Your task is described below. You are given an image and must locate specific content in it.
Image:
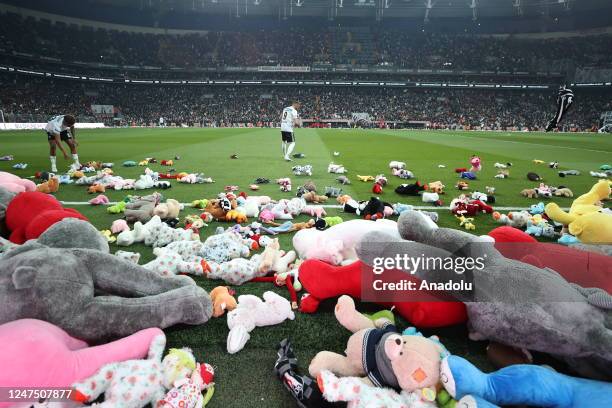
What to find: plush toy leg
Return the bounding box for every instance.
[65,286,211,341]
[334,295,375,333]
[457,395,500,408]
[309,351,363,378]
[72,328,163,379]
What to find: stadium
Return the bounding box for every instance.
[0,0,611,407]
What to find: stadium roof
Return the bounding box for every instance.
[5,0,612,31]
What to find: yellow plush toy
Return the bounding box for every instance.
[545,180,611,243]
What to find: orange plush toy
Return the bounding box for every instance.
[87,184,106,194]
[210,286,237,317]
[36,177,59,194]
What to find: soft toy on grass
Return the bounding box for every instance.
[158,362,215,408]
[0,319,163,408]
[153,198,181,219]
[87,183,105,194]
[3,188,88,244]
[144,247,207,276]
[73,335,196,408]
[318,370,436,408]
[357,210,612,379]
[309,295,449,396]
[89,194,109,205]
[492,211,530,228]
[226,291,295,354]
[125,193,162,223]
[298,259,467,328]
[0,171,36,193]
[37,176,59,194]
[292,218,401,265]
[328,163,347,174]
[440,355,612,408]
[389,161,406,169]
[545,180,612,244]
[144,216,199,248]
[392,168,414,179]
[469,155,482,172]
[210,286,237,317]
[0,218,212,341]
[357,175,374,182]
[302,191,328,203]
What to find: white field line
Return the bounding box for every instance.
[60,201,569,212]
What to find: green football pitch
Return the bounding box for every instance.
[1,128,610,407]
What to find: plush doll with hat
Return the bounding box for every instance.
[73,335,197,407]
[356,210,612,379]
[309,295,450,398]
[0,319,163,408]
[0,218,212,342]
[545,180,612,244]
[440,355,612,408]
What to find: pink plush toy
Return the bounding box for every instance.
[0,171,36,193]
[292,219,401,265]
[0,319,162,408]
[259,208,275,223]
[89,194,110,205]
[301,205,326,218]
[469,155,482,172]
[111,219,130,234]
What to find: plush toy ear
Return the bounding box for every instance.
[12,266,37,289]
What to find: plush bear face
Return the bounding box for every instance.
[386,335,442,392]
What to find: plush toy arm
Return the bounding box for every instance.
[148,333,167,361]
[227,325,250,354]
[72,362,119,402]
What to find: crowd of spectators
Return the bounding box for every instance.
[0,12,611,72]
[1,74,608,131]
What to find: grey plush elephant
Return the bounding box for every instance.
[356,210,612,380]
[0,187,16,238]
[0,218,212,342]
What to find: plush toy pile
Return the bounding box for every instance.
[1,149,610,408]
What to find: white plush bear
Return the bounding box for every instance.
[226,291,295,354]
[388,160,406,170]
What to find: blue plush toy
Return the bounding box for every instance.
[460,171,477,180]
[392,203,414,215]
[440,355,612,408]
[557,233,580,245]
[530,202,545,215]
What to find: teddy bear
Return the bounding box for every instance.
[388,161,406,170]
[455,181,469,190]
[520,188,538,199]
[395,181,426,196]
[203,199,229,221]
[210,286,237,317]
[440,355,612,408]
[226,291,295,354]
[125,193,162,223]
[87,183,105,194]
[392,168,414,179]
[0,218,212,341]
[0,171,36,193]
[308,295,449,396]
[302,191,328,203]
[336,175,351,185]
[236,196,260,218]
[152,198,181,220]
[225,209,248,224]
[492,211,530,229]
[356,210,612,379]
[324,186,342,198]
[2,188,88,244]
[73,335,197,408]
[535,183,553,198]
[426,181,445,194]
[292,218,401,265]
[327,163,347,174]
[292,164,313,176]
[36,176,59,194]
[545,180,612,244]
[554,187,574,197]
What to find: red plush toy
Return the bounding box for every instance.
[5,191,88,244]
[298,259,467,328]
[372,182,383,194]
[489,226,612,293]
[450,196,493,216]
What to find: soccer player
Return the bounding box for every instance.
[281,101,301,161]
[546,85,574,132]
[46,114,80,172]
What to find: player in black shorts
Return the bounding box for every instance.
[45,114,80,172]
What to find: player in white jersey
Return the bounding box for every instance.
[280,101,301,161]
[45,114,80,172]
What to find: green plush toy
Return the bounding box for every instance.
[363,308,396,326]
[192,199,209,209]
[107,201,126,214]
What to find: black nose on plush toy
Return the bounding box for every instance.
[395,338,401,345]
